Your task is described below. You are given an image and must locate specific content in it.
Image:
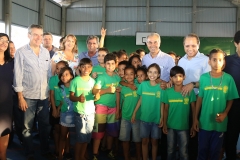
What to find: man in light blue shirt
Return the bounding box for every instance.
[79,35,99,66]
[178,33,211,95]
[13,24,54,160]
[178,33,210,160]
[79,28,106,66]
[142,33,175,82]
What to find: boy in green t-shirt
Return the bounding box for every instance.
[69,58,100,160]
[92,53,121,160]
[162,66,196,160]
[119,65,141,160]
[91,47,108,79]
[193,49,239,160]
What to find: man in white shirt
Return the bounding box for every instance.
[178,33,211,160]
[142,33,175,82]
[14,24,54,160]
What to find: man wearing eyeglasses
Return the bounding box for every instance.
[13,24,55,160]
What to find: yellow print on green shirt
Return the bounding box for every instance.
[142,92,155,96]
[184,97,189,104]
[133,91,137,97]
[169,99,183,103]
[77,88,92,91]
[223,86,228,93]
[124,93,133,97]
[156,91,161,98]
[204,86,223,90]
[106,82,119,87]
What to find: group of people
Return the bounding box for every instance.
[0,23,240,160]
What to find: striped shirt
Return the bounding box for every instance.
[13,44,50,99]
[142,50,175,82]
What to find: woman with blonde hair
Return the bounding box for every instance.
[51,34,79,75]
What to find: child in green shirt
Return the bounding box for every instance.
[119,61,137,90]
[92,53,121,160]
[194,49,239,160]
[119,65,141,160]
[69,58,99,160]
[131,63,164,160]
[91,47,108,79]
[49,60,68,155]
[136,66,148,84]
[162,66,196,160]
[56,67,74,160]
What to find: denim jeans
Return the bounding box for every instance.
[119,119,141,142]
[22,98,51,156]
[75,113,94,143]
[167,129,189,160]
[140,121,161,139]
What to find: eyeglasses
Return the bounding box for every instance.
[0,38,9,44]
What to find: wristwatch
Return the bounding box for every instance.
[192,82,196,88]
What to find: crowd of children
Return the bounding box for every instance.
[47,45,240,160]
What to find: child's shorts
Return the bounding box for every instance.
[140,121,161,139]
[119,119,141,142]
[75,113,94,143]
[92,104,119,139]
[60,111,75,127]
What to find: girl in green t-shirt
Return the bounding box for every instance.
[119,65,141,160]
[57,67,74,160]
[132,63,164,160]
[136,66,148,84]
[49,60,68,156]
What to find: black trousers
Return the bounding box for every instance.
[225,99,240,160]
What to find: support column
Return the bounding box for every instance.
[102,0,106,28]
[146,0,150,31]
[237,7,240,31]
[192,0,197,33]
[61,6,66,36]
[4,0,12,36]
[39,0,46,28]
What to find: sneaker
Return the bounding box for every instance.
[92,155,98,160]
[108,150,116,160]
[64,152,73,160]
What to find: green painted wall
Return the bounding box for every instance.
[76,36,236,56]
